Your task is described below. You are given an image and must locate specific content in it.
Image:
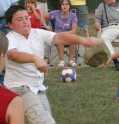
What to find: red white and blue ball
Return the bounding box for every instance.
[60,67,76,83]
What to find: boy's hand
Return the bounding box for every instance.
[34,56,48,74]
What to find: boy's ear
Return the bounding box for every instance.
[7,22,12,29]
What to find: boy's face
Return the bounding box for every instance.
[8,10,31,38]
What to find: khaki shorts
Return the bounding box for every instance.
[11,86,56,124]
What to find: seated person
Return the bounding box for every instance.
[25,0,50,30]
[44,0,78,67]
[0,31,24,124]
[94,0,119,71]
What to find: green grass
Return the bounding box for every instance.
[44,67,119,124]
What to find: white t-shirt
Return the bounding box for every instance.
[4,28,56,91]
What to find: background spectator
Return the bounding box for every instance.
[44,0,78,67]
[71,0,89,37]
[94,0,119,71]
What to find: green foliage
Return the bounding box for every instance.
[48,0,60,10]
[19,0,24,6]
[44,67,119,124]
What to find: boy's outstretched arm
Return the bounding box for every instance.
[52,32,103,47]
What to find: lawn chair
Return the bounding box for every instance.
[47,9,80,67]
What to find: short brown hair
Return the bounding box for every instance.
[25,0,37,7]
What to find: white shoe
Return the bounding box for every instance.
[58,61,65,68]
[68,60,77,67]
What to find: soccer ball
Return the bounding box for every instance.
[60,67,76,83]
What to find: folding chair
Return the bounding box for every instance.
[47,9,80,67]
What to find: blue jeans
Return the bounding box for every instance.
[0,17,10,34]
[0,17,10,84]
[0,68,5,85]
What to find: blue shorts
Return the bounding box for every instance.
[78,24,88,29]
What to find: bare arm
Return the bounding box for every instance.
[44,13,51,20]
[31,5,41,20]
[52,32,103,47]
[6,96,24,124]
[111,50,119,59]
[41,15,51,30]
[7,49,48,73]
[103,50,119,68]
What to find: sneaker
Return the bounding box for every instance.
[58,61,65,68]
[68,60,77,67]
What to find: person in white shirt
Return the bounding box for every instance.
[4,5,103,124]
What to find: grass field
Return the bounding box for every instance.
[45,67,119,124]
